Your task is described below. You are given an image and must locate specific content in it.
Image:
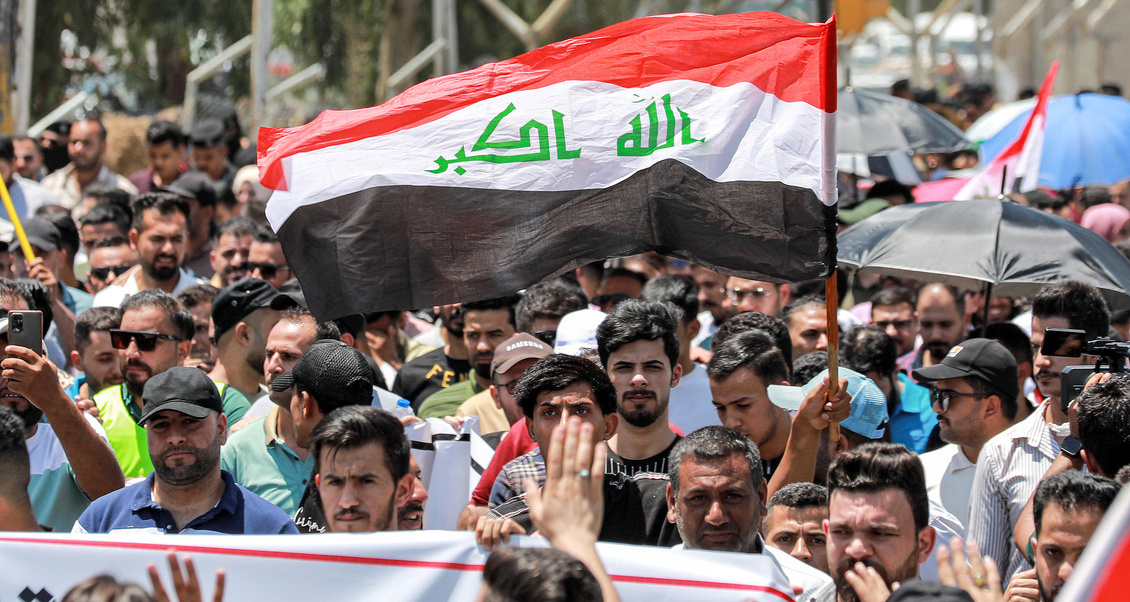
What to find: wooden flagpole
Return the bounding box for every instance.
[826,273,840,442]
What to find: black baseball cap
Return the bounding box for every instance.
[138,366,223,424]
[270,339,373,408]
[913,338,1019,402]
[212,277,299,340]
[10,218,61,254]
[190,118,226,148]
[161,171,217,207]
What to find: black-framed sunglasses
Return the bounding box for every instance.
[929,388,991,413]
[109,329,183,351]
[89,264,135,281]
[533,330,557,347]
[240,261,289,280]
[592,293,629,311]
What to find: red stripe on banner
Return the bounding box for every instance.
[257,12,835,191]
[1,536,794,597]
[612,574,795,600]
[0,536,485,572]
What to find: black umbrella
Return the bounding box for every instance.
[838,200,1130,311]
[837,88,972,155]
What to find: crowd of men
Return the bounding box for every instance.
[0,112,1127,602]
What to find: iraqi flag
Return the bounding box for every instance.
[954,61,1059,200]
[1058,484,1130,601]
[258,12,838,320]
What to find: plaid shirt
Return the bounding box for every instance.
[488,450,545,509]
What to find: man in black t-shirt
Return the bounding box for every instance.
[392,304,470,408]
[486,353,680,547]
[595,300,684,477]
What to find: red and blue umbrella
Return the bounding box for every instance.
[980,93,1130,189]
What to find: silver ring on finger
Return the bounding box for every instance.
[575,469,591,479]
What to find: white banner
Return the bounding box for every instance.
[408,417,494,530]
[0,531,796,601]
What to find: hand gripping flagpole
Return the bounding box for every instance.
[826,274,840,442]
[0,178,36,262]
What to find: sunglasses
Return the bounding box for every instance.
[726,286,773,304]
[109,329,183,351]
[873,319,917,332]
[929,388,991,413]
[533,330,556,347]
[89,264,135,281]
[241,261,289,280]
[592,293,629,310]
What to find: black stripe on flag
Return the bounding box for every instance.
[278,159,833,320]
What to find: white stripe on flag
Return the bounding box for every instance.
[269,79,830,229]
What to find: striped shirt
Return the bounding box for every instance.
[966,402,1065,577]
[489,450,545,509]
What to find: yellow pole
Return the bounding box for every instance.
[0,177,36,262]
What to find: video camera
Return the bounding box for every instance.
[1041,328,1130,412]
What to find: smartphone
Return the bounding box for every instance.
[1041,328,1088,358]
[7,310,43,355]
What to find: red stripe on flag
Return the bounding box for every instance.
[1087,529,1130,600]
[989,61,1059,163]
[257,12,834,191]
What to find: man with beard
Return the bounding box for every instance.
[394,303,471,408]
[968,281,1108,578]
[596,299,682,476]
[708,329,793,477]
[41,116,137,210]
[486,353,679,547]
[207,217,256,288]
[207,278,297,401]
[902,284,967,383]
[66,307,124,400]
[839,326,935,453]
[724,277,791,319]
[0,281,124,531]
[93,193,204,309]
[398,455,428,530]
[825,443,937,602]
[1030,471,1118,601]
[666,426,834,600]
[75,367,296,534]
[221,307,340,517]
[418,296,519,419]
[176,284,218,372]
[870,287,920,359]
[913,338,1018,528]
[94,290,250,478]
[307,405,413,533]
[783,296,830,362]
[275,341,389,532]
[690,265,729,348]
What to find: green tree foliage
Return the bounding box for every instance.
[31,0,252,116]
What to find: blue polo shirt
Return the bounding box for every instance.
[890,372,938,454]
[73,470,298,534]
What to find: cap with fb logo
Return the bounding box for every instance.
[138,366,224,425]
[913,338,1019,402]
[491,333,553,375]
[766,368,889,439]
